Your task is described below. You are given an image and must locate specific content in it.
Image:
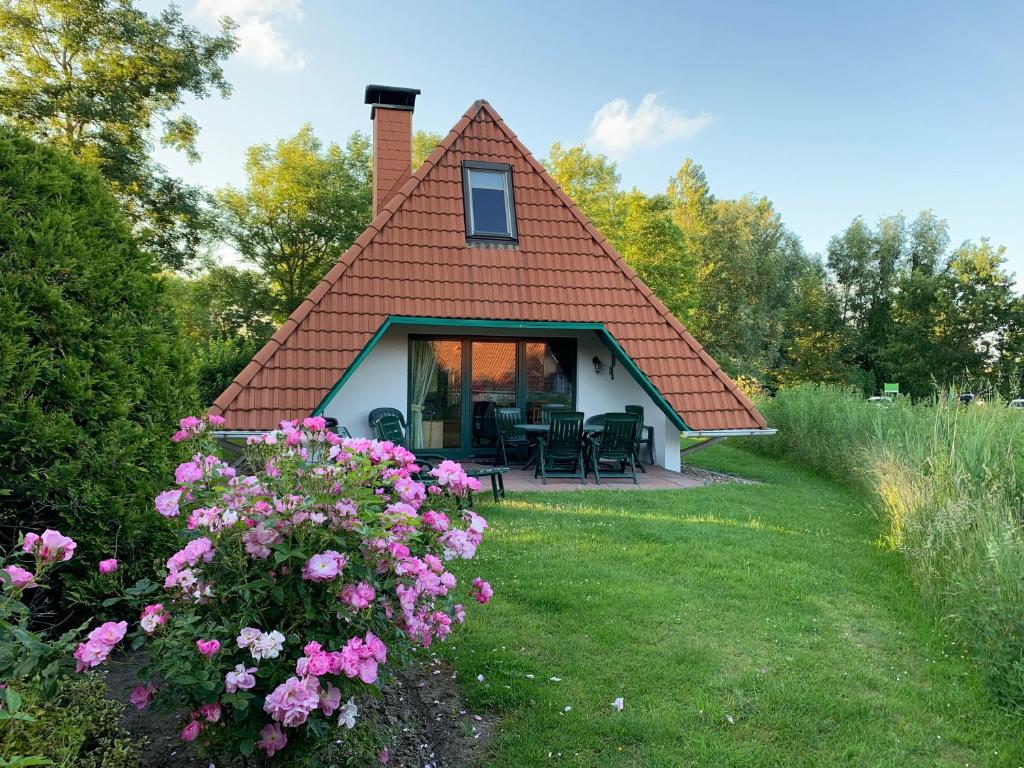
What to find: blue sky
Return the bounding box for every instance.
[150,0,1024,274]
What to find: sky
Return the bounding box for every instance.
[148,0,1024,274]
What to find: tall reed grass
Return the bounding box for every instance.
[745,384,1024,707]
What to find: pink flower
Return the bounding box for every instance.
[257,722,288,757]
[263,675,321,727]
[98,558,118,574]
[421,509,449,532]
[339,582,376,611]
[378,747,390,763]
[471,577,493,605]
[129,684,155,710]
[180,719,201,742]
[301,550,346,581]
[74,639,111,672]
[155,488,182,517]
[302,416,327,431]
[175,460,203,485]
[208,414,226,426]
[319,684,341,716]
[88,620,128,647]
[454,603,466,623]
[140,603,167,633]
[200,701,221,723]
[225,663,257,693]
[196,638,220,657]
[23,529,76,563]
[3,565,35,590]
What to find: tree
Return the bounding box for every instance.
[0,128,194,609]
[775,263,858,388]
[164,262,277,406]
[0,0,237,269]
[413,130,442,168]
[216,125,372,318]
[545,142,625,245]
[617,189,695,320]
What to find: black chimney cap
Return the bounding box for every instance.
[364,84,420,117]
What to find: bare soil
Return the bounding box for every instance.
[104,652,495,767]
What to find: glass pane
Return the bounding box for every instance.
[470,341,518,450]
[409,339,462,450]
[469,169,510,236]
[524,339,575,423]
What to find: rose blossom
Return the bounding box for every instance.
[257,722,288,757]
[140,603,167,633]
[196,638,220,657]
[23,529,76,563]
[3,565,35,590]
[225,663,257,693]
[180,719,201,742]
[155,488,182,517]
[472,577,493,605]
[200,701,221,723]
[339,582,376,611]
[301,550,346,581]
[89,620,128,647]
[129,684,155,710]
[98,558,118,574]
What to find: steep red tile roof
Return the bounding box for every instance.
[211,101,767,432]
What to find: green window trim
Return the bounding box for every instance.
[311,316,689,432]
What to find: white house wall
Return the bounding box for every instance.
[320,324,681,471]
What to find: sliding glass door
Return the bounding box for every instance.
[408,336,576,455]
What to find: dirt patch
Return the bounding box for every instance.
[105,651,495,767]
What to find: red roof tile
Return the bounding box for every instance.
[211,101,766,432]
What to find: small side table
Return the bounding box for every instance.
[462,464,508,503]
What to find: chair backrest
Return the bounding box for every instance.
[546,411,583,452]
[374,414,405,446]
[584,414,606,427]
[324,417,351,438]
[624,405,644,424]
[540,403,568,424]
[368,407,407,430]
[495,407,524,439]
[596,413,635,457]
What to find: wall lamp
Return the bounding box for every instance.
[592,356,603,375]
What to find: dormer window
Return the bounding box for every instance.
[462,161,517,243]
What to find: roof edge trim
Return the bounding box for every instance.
[310,316,689,431]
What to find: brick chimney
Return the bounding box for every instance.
[365,84,420,216]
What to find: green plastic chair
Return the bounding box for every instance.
[540,403,568,424]
[588,413,638,484]
[624,405,649,473]
[534,411,585,484]
[374,414,405,446]
[495,407,531,467]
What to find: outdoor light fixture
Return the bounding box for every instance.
[592,356,603,375]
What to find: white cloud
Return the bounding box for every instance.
[194,0,307,71]
[587,94,712,156]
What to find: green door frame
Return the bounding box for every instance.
[312,317,689,432]
[407,334,579,456]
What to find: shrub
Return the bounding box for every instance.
[0,128,195,611]
[82,415,493,763]
[2,673,140,768]
[1,526,137,767]
[746,384,1024,707]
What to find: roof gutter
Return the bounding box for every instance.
[682,429,778,438]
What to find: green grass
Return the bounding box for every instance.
[442,445,1024,767]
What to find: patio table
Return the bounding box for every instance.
[514,423,605,470]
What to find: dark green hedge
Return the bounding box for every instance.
[0,128,195,612]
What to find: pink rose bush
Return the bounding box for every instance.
[60,415,493,763]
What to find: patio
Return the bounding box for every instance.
[462,460,740,495]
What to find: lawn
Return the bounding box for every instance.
[443,445,1024,767]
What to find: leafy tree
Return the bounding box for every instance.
[545,142,625,245]
[0,0,237,269]
[164,263,277,406]
[617,189,695,320]
[0,128,194,610]
[775,263,859,388]
[216,125,372,318]
[413,130,442,168]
